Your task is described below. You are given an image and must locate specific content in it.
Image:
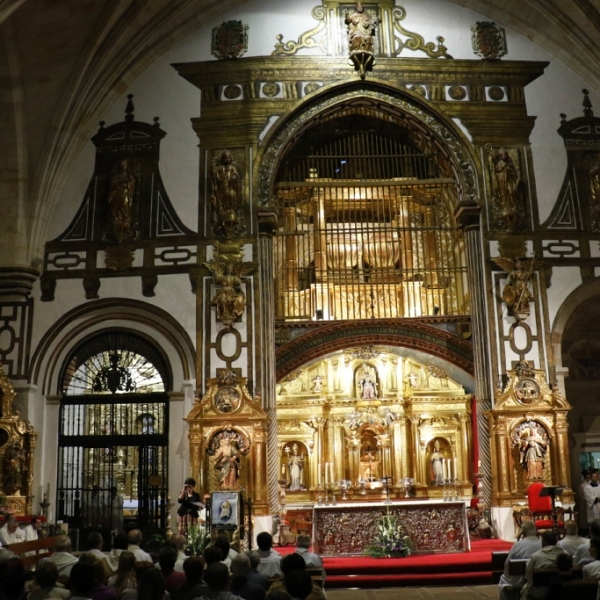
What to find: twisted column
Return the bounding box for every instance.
[455,202,493,506]
[258,211,279,513]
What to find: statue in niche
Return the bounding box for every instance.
[356,363,378,399]
[204,260,252,328]
[487,146,523,232]
[491,256,538,319]
[512,421,548,481]
[211,150,242,237]
[311,375,324,393]
[108,159,137,243]
[3,440,26,493]
[345,2,379,53]
[430,440,446,485]
[286,443,305,491]
[208,429,249,490]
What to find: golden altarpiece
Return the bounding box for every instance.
[488,361,573,508]
[0,364,37,515]
[175,0,558,518]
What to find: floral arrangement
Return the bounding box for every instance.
[365,510,413,558]
[186,522,212,556]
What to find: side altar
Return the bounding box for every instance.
[313,500,470,556]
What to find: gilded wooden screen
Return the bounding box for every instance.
[273,114,468,321]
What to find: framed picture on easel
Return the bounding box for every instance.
[210,491,240,530]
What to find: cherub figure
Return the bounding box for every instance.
[491,255,540,319]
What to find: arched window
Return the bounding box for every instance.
[56,331,170,538]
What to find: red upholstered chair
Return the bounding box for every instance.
[527,482,565,533]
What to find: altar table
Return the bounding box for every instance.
[313,500,470,556]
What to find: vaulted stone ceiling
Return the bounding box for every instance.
[0,0,599,267]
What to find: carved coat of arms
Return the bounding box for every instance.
[212,21,249,60]
[471,22,507,60]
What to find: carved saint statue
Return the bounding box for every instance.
[287,443,305,491]
[430,439,445,485]
[518,428,548,480]
[487,146,523,231]
[108,159,136,243]
[213,435,241,489]
[491,256,538,319]
[212,150,242,235]
[204,260,251,328]
[4,440,26,493]
[356,363,378,399]
[345,2,379,53]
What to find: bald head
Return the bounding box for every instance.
[521,521,537,538]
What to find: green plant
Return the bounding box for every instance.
[186,523,211,556]
[365,509,413,558]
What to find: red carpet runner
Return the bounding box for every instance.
[297,539,513,588]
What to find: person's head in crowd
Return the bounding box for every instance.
[170,534,185,553]
[0,558,26,600]
[34,560,59,589]
[137,567,165,600]
[590,537,600,561]
[158,546,178,573]
[556,552,573,573]
[55,535,72,552]
[214,534,231,559]
[113,532,129,550]
[30,517,43,531]
[77,553,106,587]
[4,515,18,533]
[257,532,274,551]
[245,550,261,571]
[204,562,230,592]
[296,535,312,550]
[590,520,600,538]
[113,551,137,593]
[203,545,224,566]
[564,520,578,536]
[134,561,156,583]
[182,556,205,584]
[520,520,537,538]
[69,562,97,598]
[230,553,251,577]
[540,531,557,547]
[283,570,312,600]
[266,593,292,600]
[128,529,143,546]
[87,531,104,550]
[280,553,306,575]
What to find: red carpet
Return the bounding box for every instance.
[279,539,513,588]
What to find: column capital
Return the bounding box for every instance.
[257,209,278,236]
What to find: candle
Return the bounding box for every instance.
[324,463,328,485]
[454,458,458,480]
[318,464,322,486]
[282,465,285,475]
[329,462,334,484]
[442,459,447,480]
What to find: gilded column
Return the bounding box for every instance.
[252,426,267,504]
[347,435,361,485]
[312,418,326,487]
[459,413,471,482]
[377,434,392,480]
[555,414,570,486]
[412,418,424,484]
[494,416,510,493]
[455,203,493,505]
[331,418,345,483]
[258,210,279,513]
[189,427,203,489]
[392,418,404,482]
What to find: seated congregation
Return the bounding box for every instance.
[0,523,325,600]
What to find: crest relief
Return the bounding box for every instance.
[212,21,249,60]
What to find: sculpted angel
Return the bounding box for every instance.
[204,260,252,327]
[491,256,539,319]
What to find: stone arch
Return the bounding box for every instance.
[29,298,195,396]
[275,319,473,381]
[256,78,482,209]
